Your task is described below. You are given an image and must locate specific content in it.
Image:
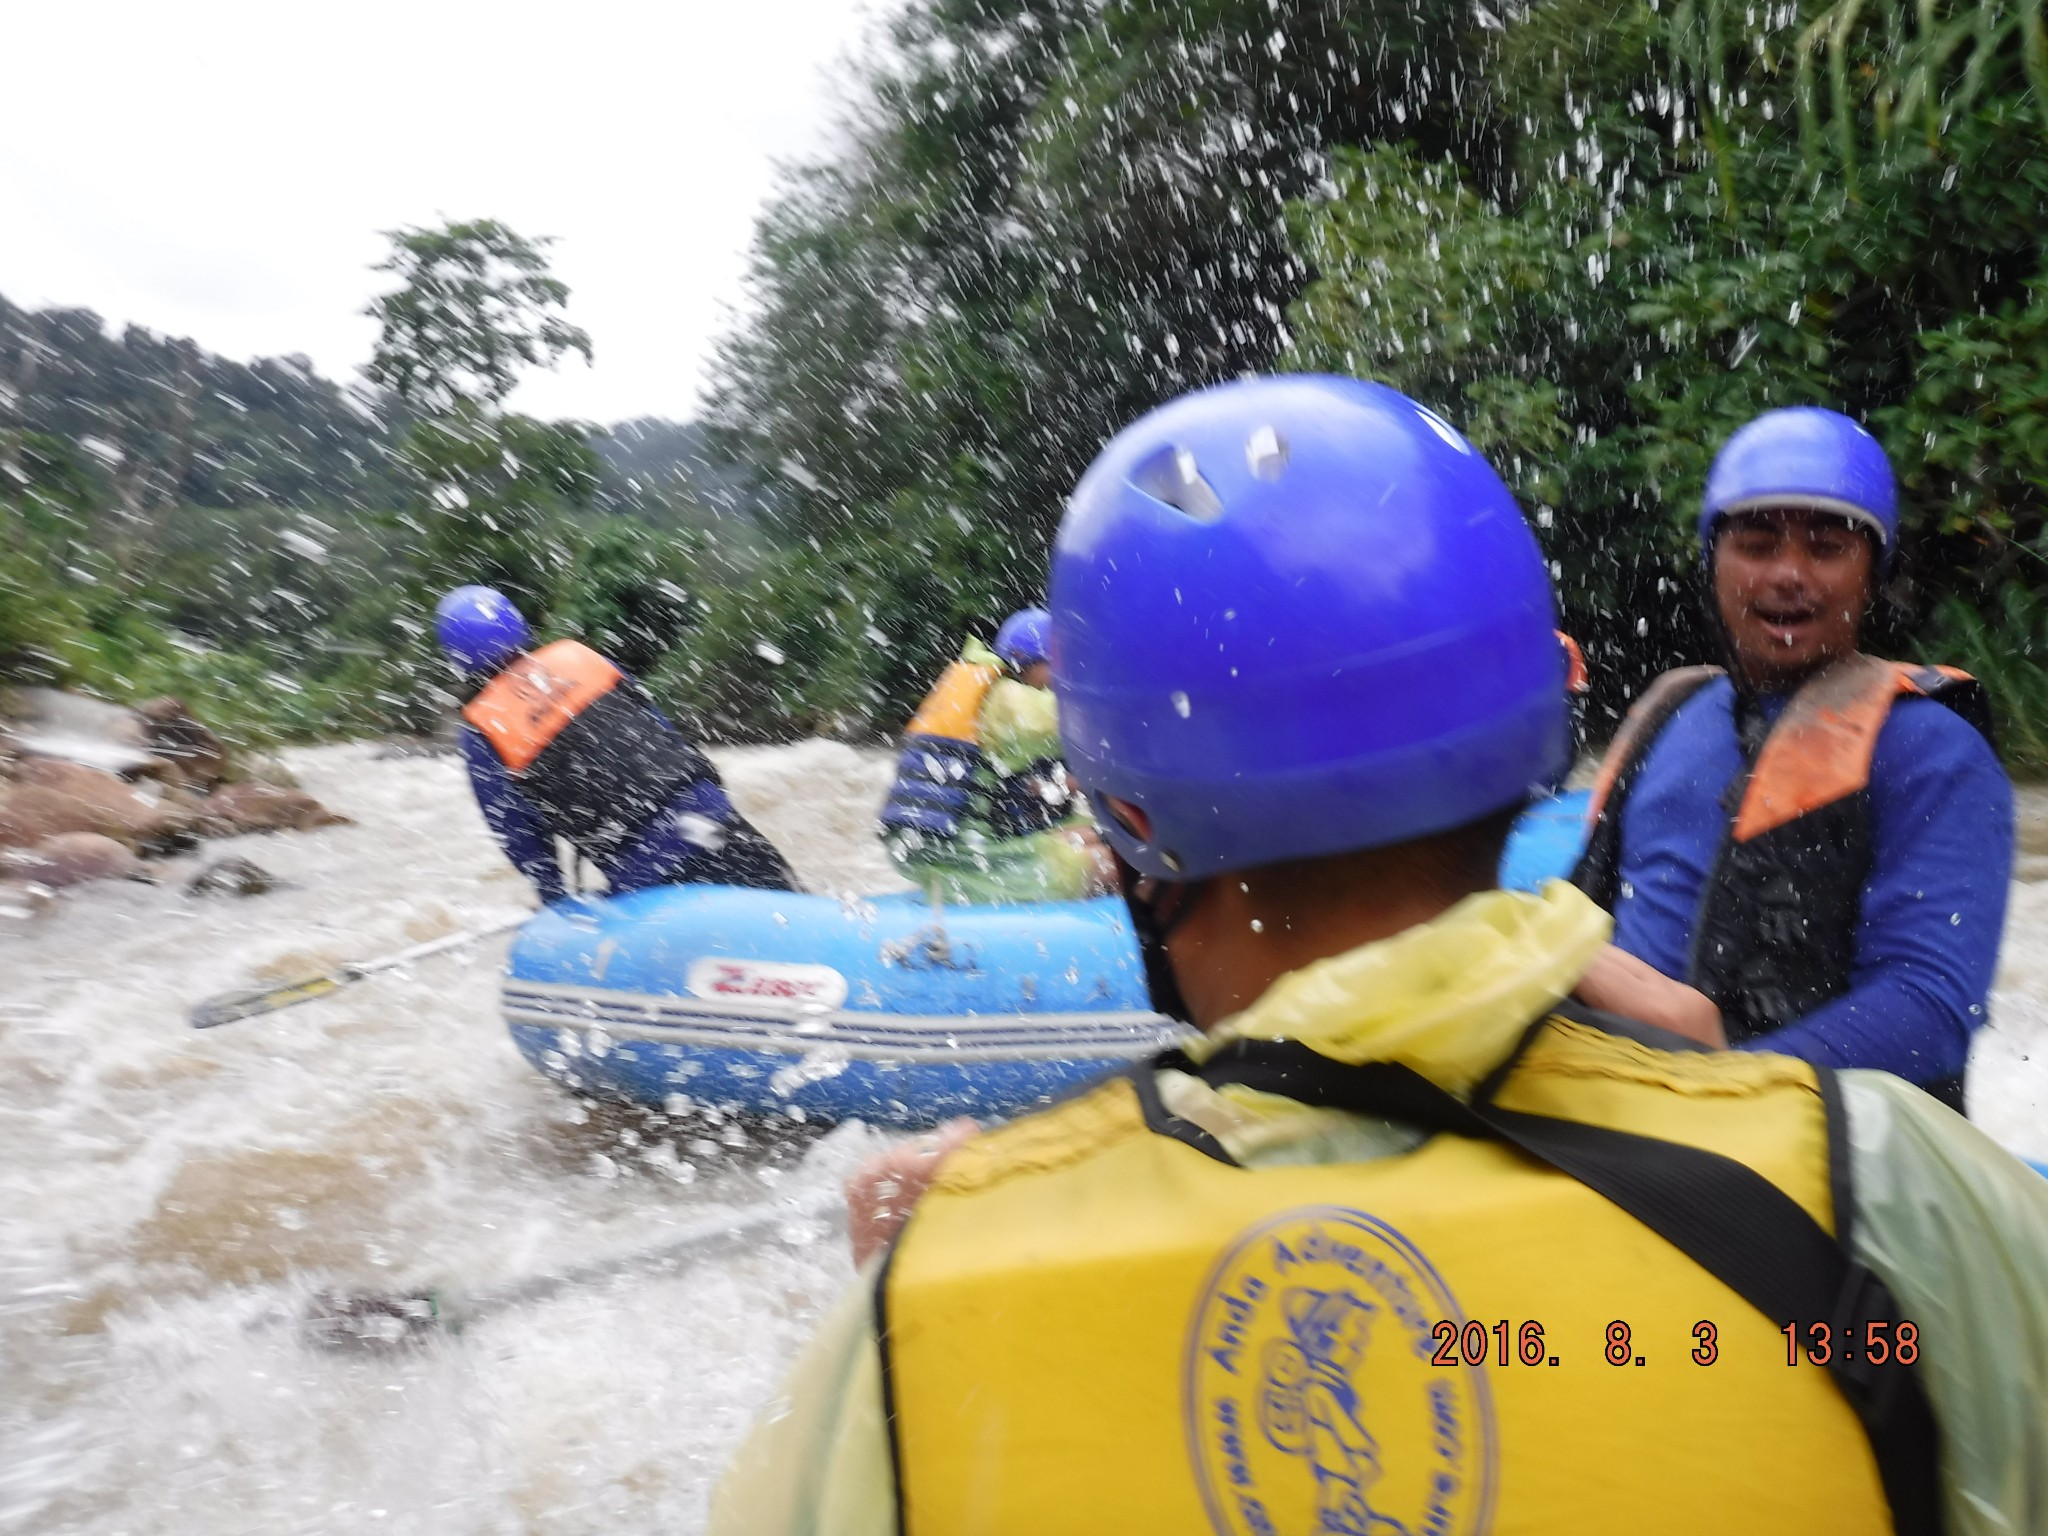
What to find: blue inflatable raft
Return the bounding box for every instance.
[502,790,1592,1127]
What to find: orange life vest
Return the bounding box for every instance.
[461,639,624,774]
[1574,654,1991,1066]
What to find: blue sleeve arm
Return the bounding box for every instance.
[1740,703,2013,1083]
[458,725,569,903]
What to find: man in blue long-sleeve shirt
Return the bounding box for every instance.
[437,586,797,904]
[1571,409,2012,1110]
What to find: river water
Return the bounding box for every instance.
[4,742,2046,1534]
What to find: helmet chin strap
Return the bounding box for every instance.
[1113,851,1207,1025]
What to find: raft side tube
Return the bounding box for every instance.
[501,791,1593,1126]
[504,887,1186,1126]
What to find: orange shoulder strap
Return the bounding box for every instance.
[1731,655,1968,842]
[904,658,999,744]
[1585,665,1723,825]
[461,639,623,773]
[1557,630,1589,694]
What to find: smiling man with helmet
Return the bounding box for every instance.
[1570,408,2014,1110]
[711,377,2048,1536]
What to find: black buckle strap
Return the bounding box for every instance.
[1181,1036,1944,1536]
[1826,1260,1917,1434]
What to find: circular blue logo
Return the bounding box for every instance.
[1184,1205,1497,1536]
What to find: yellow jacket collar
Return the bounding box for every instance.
[1189,880,1612,1097]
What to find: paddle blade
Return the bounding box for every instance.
[189,974,343,1029]
[302,1289,446,1350]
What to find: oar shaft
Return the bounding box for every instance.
[302,1192,843,1348]
[463,1193,842,1319]
[345,913,530,978]
[189,911,530,1028]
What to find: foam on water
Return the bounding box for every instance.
[1967,872,2048,1161]
[3,744,2045,1532]
[0,742,893,1535]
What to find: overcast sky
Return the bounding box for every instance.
[2,0,882,425]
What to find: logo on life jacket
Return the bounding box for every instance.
[1186,1206,1495,1536]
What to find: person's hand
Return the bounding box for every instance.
[1065,825,1122,896]
[1572,944,1728,1049]
[846,1117,979,1268]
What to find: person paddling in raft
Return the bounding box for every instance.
[714,377,2048,1536]
[1570,408,2013,1110]
[878,606,1116,903]
[436,586,797,903]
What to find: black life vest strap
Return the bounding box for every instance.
[879,734,987,842]
[1571,667,1721,908]
[1905,666,1997,748]
[1175,1030,1943,1536]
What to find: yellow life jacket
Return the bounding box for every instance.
[904,657,1001,745]
[880,1009,1934,1536]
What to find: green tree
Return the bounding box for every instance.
[549,516,700,676]
[0,432,99,682]
[1,297,400,522]
[365,220,592,415]
[364,219,604,701]
[1280,0,2048,735]
[702,0,1486,736]
[396,405,601,613]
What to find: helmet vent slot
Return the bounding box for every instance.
[1131,444,1225,522]
[1245,425,1289,480]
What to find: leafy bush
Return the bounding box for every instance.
[1280,0,2048,741]
[0,541,91,686]
[652,473,1013,741]
[2,432,399,744]
[547,516,700,677]
[1929,589,2048,775]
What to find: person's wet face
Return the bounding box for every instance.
[1712,507,1876,691]
[1018,659,1052,689]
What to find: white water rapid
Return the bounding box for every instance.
[4,742,2045,1534]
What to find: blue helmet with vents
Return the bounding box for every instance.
[1049,375,1567,881]
[435,586,532,675]
[1701,407,1898,559]
[994,607,1052,668]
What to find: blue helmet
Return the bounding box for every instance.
[1050,375,1568,882]
[994,607,1053,668]
[435,586,532,674]
[1700,407,1898,557]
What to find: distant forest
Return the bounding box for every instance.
[0,290,766,741]
[0,293,748,528]
[10,0,2048,764]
